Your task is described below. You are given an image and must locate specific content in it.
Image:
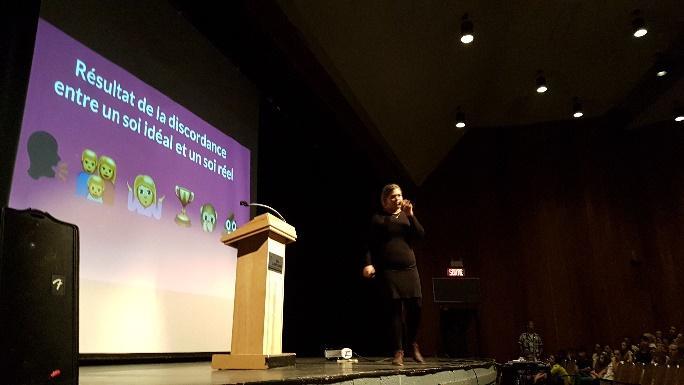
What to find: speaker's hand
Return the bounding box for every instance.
[401,199,414,217]
[362,265,376,279]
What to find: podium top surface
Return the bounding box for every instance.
[221,213,297,246]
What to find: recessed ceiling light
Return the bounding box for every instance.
[536,71,547,93]
[460,14,474,45]
[572,97,583,118]
[454,109,466,128]
[633,28,648,38]
[654,53,669,78]
[632,10,647,38]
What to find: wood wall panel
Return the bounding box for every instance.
[418,121,684,361]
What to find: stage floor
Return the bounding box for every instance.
[79,357,496,385]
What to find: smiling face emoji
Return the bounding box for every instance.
[97,156,117,183]
[100,163,114,180]
[137,185,154,207]
[87,175,104,198]
[82,149,97,173]
[133,174,157,208]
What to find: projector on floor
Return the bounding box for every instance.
[324,347,353,360]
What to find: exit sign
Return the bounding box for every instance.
[447,268,465,277]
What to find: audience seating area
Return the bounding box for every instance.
[609,362,683,385]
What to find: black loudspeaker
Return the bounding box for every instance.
[433,278,481,357]
[432,277,480,303]
[0,207,79,385]
[439,307,478,358]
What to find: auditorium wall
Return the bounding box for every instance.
[417,119,684,361]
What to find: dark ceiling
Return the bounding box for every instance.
[176,0,684,185]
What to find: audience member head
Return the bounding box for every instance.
[613,349,621,361]
[669,344,678,353]
[652,343,667,365]
[566,349,576,360]
[576,349,592,370]
[668,326,677,338]
[642,333,655,344]
[597,352,611,369]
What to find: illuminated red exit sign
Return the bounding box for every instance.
[447,268,465,277]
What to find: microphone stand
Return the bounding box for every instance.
[240,201,286,222]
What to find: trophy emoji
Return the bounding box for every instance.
[174,185,194,226]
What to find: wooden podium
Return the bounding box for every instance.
[211,213,297,370]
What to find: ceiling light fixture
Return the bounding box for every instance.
[460,13,474,44]
[572,97,583,118]
[675,107,684,122]
[632,10,647,38]
[655,53,668,77]
[536,71,547,93]
[454,109,466,128]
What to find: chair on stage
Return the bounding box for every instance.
[615,362,645,384]
[639,363,655,385]
[662,365,678,385]
[652,364,667,385]
[629,362,645,385]
[613,361,626,382]
[615,362,632,383]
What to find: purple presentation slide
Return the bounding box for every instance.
[9,19,250,314]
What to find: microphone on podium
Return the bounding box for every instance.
[239,201,286,222]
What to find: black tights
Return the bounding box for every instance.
[390,297,422,352]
